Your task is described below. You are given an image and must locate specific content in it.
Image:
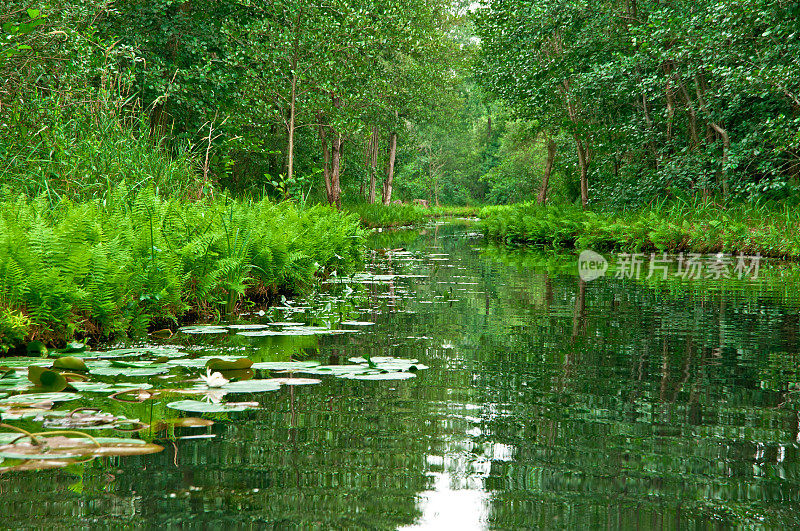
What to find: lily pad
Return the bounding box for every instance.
[251,361,321,370]
[70,382,153,393]
[90,366,169,377]
[27,366,68,392]
[91,347,184,359]
[339,321,375,326]
[156,417,214,428]
[166,400,257,413]
[52,356,88,371]
[339,372,417,380]
[269,377,321,386]
[0,436,163,459]
[206,358,253,371]
[237,329,318,337]
[0,392,79,404]
[62,341,87,353]
[26,340,48,355]
[226,324,270,330]
[179,326,229,335]
[218,379,281,393]
[297,365,381,376]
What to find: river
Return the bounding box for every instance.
[2,221,799,528]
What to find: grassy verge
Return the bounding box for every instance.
[0,189,363,352]
[346,203,481,229]
[480,201,800,258]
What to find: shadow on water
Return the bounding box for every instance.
[3,221,800,528]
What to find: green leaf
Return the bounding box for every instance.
[27,366,68,391]
[166,400,257,413]
[206,357,253,371]
[52,356,88,372]
[0,392,79,404]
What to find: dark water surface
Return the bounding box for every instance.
[3,222,800,529]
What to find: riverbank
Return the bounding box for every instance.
[347,203,480,228]
[0,190,363,353]
[480,202,800,258]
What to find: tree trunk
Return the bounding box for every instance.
[368,126,378,203]
[331,131,342,209]
[382,131,397,205]
[287,72,297,183]
[677,78,700,148]
[694,73,731,199]
[318,114,333,205]
[665,77,675,141]
[574,135,590,209]
[537,137,556,205]
[286,9,303,185]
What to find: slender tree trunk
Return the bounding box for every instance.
[678,78,700,148]
[574,135,590,209]
[286,9,303,184]
[694,74,731,199]
[368,126,378,203]
[318,114,333,204]
[538,137,557,205]
[382,131,397,205]
[287,72,297,183]
[331,131,342,209]
[709,123,730,198]
[665,78,675,141]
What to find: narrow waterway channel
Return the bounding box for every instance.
[3,221,800,528]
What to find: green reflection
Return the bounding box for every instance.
[2,223,800,528]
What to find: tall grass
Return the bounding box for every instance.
[480,202,800,258]
[0,92,201,203]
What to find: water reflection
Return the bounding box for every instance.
[2,222,800,528]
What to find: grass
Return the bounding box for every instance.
[346,203,481,229]
[480,200,800,258]
[0,92,203,203]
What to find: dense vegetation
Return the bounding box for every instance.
[0,190,362,352]
[476,0,800,207]
[1,1,799,349]
[481,200,800,257]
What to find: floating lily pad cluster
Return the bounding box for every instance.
[178,323,364,337]
[0,338,427,471]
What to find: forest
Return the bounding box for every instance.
[1,0,799,346]
[2,3,800,525]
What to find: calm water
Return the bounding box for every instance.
[3,222,800,529]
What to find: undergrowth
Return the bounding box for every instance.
[480,201,800,258]
[346,203,480,229]
[0,189,363,351]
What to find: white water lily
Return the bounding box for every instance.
[199,369,229,388]
[200,388,227,404]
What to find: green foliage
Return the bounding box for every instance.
[346,202,427,228]
[0,190,364,348]
[481,201,800,258]
[0,93,200,202]
[476,0,800,206]
[0,308,31,353]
